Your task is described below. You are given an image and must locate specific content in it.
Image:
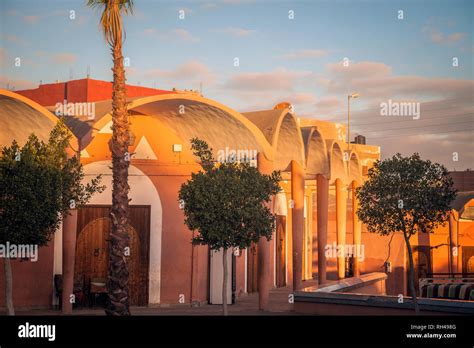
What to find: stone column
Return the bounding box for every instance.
[62,210,78,314]
[335,178,346,280]
[317,174,329,284]
[257,152,273,310]
[352,181,362,277]
[291,160,305,291]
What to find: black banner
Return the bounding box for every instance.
[0,315,472,346]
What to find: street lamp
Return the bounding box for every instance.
[347,93,359,151]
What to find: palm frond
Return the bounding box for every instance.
[87,0,134,46]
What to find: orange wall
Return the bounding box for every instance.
[16,79,174,106]
[0,241,55,308]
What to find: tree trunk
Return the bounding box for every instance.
[105,40,131,316]
[3,257,14,315]
[403,233,420,314]
[222,248,228,316]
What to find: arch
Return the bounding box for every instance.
[327,141,347,184]
[82,160,163,304]
[75,217,142,304]
[303,127,329,177]
[349,151,363,183]
[91,93,274,162]
[0,89,61,146]
[272,109,306,171]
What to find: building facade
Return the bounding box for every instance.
[0,79,473,310]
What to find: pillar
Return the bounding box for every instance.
[62,210,78,314]
[449,210,459,274]
[257,152,273,310]
[291,160,305,291]
[352,181,362,277]
[317,174,329,284]
[335,178,346,279]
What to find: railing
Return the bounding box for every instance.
[419,273,474,299]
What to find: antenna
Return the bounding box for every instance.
[86,65,90,79]
[69,67,74,80]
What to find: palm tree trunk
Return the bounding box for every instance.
[403,232,420,314]
[4,257,15,315]
[222,248,228,316]
[106,41,131,316]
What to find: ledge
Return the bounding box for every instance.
[298,272,387,294]
[294,272,474,315]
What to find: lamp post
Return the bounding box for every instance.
[347,93,359,151]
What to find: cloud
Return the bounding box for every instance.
[222,68,313,91]
[322,60,473,101]
[52,53,77,65]
[0,75,37,90]
[144,28,200,43]
[226,91,316,113]
[4,35,25,44]
[201,3,218,10]
[23,15,39,24]
[277,49,328,60]
[431,31,466,44]
[423,26,466,45]
[200,0,255,10]
[144,60,216,86]
[213,27,257,37]
[314,96,343,114]
[171,28,200,42]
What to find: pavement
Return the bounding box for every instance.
[12,280,319,316]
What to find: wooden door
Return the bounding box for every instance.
[408,246,431,296]
[276,215,286,287]
[462,246,474,276]
[75,206,150,306]
[247,243,258,293]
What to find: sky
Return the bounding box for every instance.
[1,0,473,170]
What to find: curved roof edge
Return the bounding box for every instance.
[92,93,274,161]
[272,108,306,168]
[0,89,60,125]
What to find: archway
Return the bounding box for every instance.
[75,213,145,305]
[81,161,162,304]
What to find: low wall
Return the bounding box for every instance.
[294,272,474,315]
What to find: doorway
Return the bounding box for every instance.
[74,205,150,306]
[462,246,474,276]
[276,215,286,287]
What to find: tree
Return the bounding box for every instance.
[0,121,104,315]
[179,139,281,315]
[87,0,134,316]
[356,153,456,314]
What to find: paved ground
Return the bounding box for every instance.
[14,280,319,316]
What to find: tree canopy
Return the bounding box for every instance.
[0,120,104,246]
[356,153,456,237]
[355,153,457,313]
[179,138,281,251]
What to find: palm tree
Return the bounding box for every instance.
[87,0,134,316]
